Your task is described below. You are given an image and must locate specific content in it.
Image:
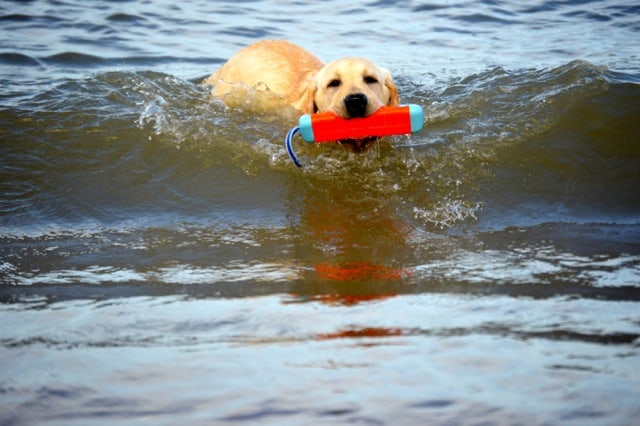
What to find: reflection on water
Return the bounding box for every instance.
[315,262,411,282]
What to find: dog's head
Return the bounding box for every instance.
[309,57,399,117]
[302,58,399,152]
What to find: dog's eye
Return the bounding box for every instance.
[364,76,378,84]
[327,79,341,88]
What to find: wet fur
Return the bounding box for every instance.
[204,40,400,152]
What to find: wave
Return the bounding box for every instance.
[35,52,216,68]
[0,52,43,66]
[1,61,639,232]
[1,219,638,293]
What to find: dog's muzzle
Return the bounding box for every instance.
[344,93,368,118]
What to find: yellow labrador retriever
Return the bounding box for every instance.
[204,40,399,151]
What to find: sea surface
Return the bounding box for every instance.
[1,1,639,425]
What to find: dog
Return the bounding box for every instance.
[204,40,399,152]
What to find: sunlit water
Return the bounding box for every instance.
[1,1,639,425]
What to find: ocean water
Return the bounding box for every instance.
[1,0,639,425]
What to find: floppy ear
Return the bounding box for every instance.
[308,83,319,113]
[385,74,400,106]
[295,72,319,114]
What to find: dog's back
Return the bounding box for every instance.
[205,40,324,114]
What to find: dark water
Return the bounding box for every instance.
[1,1,640,425]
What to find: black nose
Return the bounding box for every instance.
[344,93,368,118]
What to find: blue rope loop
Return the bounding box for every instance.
[285,126,303,168]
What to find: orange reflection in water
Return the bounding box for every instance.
[286,261,413,306]
[317,327,405,340]
[315,261,412,281]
